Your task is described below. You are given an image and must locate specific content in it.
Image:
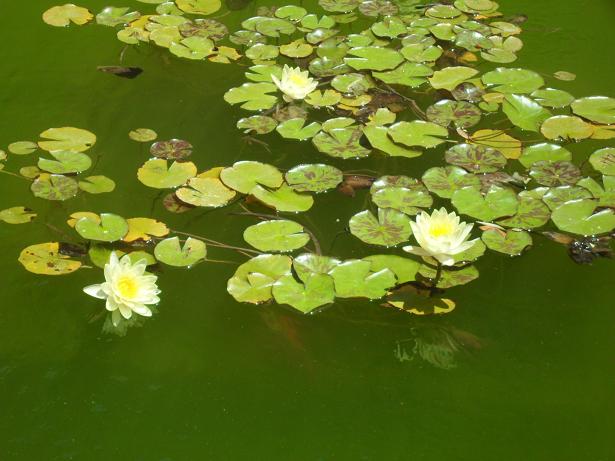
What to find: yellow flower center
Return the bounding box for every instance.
[116,275,139,299]
[289,74,308,86]
[429,222,454,238]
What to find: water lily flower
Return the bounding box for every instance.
[403,208,479,266]
[83,252,160,326]
[271,65,318,101]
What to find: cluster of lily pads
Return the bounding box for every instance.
[4,0,613,332]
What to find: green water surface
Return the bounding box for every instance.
[0,1,614,460]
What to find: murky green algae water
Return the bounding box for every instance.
[1,1,615,459]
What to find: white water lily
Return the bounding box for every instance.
[271,65,318,101]
[403,208,479,266]
[83,252,160,326]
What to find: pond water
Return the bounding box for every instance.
[1,0,614,460]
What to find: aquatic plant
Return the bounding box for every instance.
[2,0,614,334]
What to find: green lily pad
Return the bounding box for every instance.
[175,0,221,15]
[371,16,407,38]
[38,150,91,174]
[319,0,361,13]
[497,196,550,229]
[531,88,574,109]
[551,199,615,236]
[388,121,448,148]
[422,166,481,199]
[0,207,36,224]
[363,125,422,158]
[96,6,140,26]
[31,174,78,201]
[363,254,420,284]
[540,115,593,141]
[344,46,404,71]
[349,208,411,246]
[243,220,310,252]
[220,161,283,194]
[529,160,581,187]
[426,100,481,129]
[372,62,432,87]
[305,89,342,107]
[8,141,38,155]
[74,213,127,243]
[452,185,518,221]
[285,164,343,193]
[78,175,116,194]
[176,177,236,207]
[330,259,396,299]
[237,115,277,134]
[312,127,371,159]
[502,94,552,132]
[154,236,207,267]
[571,97,615,124]
[224,82,278,111]
[481,68,544,93]
[589,148,615,175]
[227,254,292,304]
[542,186,593,211]
[359,0,398,17]
[385,287,456,315]
[129,128,158,142]
[276,118,322,140]
[242,16,296,37]
[38,127,96,152]
[150,139,193,159]
[275,5,308,20]
[445,143,506,173]
[481,229,532,255]
[230,30,267,46]
[419,264,479,289]
[578,176,615,208]
[272,273,335,313]
[372,186,433,215]
[519,143,572,168]
[331,72,374,94]
[245,43,279,61]
[401,43,443,63]
[18,242,82,275]
[280,39,313,58]
[251,183,314,212]
[428,66,479,91]
[137,159,197,188]
[43,4,93,27]
[170,36,215,60]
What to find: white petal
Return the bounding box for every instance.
[118,304,133,320]
[402,245,431,256]
[105,297,119,312]
[112,309,122,327]
[132,304,153,317]
[83,284,106,299]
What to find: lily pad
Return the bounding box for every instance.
[224,82,278,110]
[220,161,283,194]
[137,159,197,188]
[519,143,572,168]
[96,6,140,26]
[452,185,518,221]
[502,94,552,132]
[470,129,522,159]
[359,0,398,17]
[176,177,236,207]
[363,125,422,158]
[43,4,93,27]
[445,143,506,173]
[372,186,433,215]
[237,115,277,134]
[363,255,420,284]
[129,128,158,142]
[551,199,615,236]
[388,121,448,148]
[344,47,404,71]
[31,174,78,201]
[243,220,310,252]
[312,127,371,159]
[175,0,221,15]
[276,118,322,140]
[124,218,169,243]
[38,150,91,174]
[330,260,396,299]
[170,36,215,59]
[251,183,314,212]
[0,207,36,224]
[385,287,456,315]
[426,100,481,129]
[529,160,581,187]
[497,196,550,229]
[589,148,615,175]
[372,62,432,87]
[531,88,574,109]
[154,236,207,267]
[571,97,615,125]
[8,141,38,155]
[75,213,129,242]
[272,273,335,313]
[349,208,411,246]
[422,166,481,198]
[481,68,544,93]
[38,127,96,152]
[481,229,532,255]
[428,66,479,91]
[150,139,193,159]
[78,175,116,194]
[227,254,292,303]
[542,186,593,211]
[419,264,479,289]
[285,164,343,193]
[18,242,82,275]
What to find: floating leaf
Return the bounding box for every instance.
[223,82,278,111]
[319,0,360,13]
[38,127,96,152]
[220,161,283,194]
[519,143,572,168]
[470,129,522,159]
[428,66,479,91]
[531,88,574,109]
[251,183,314,212]
[75,213,129,242]
[551,199,615,236]
[96,6,140,26]
[540,115,594,141]
[388,121,448,148]
[344,46,404,71]
[154,236,207,267]
[502,94,551,132]
[170,36,215,59]
[542,186,593,211]
[445,143,506,173]
[31,174,78,201]
[43,4,93,27]
[372,62,432,87]
[176,177,236,207]
[305,89,342,107]
[422,166,481,199]
[129,128,158,142]
[137,159,197,189]
[349,208,411,246]
[571,97,615,125]
[150,139,193,159]
[180,18,228,41]
[175,0,221,15]
[0,207,36,224]
[589,148,615,175]
[363,255,420,284]
[8,141,38,155]
[385,286,456,315]
[553,71,576,81]
[482,229,532,255]
[272,273,335,313]
[529,160,581,187]
[124,218,169,243]
[245,43,279,61]
[372,186,433,215]
[242,16,296,38]
[276,118,322,140]
[237,115,277,134]
[426,100,481,129]
[371,16,407,38]
[243,220,310,252]
[18,242,82,275]
[419,264,479,289]
[497,196,550,229]
[280,39,313,58]
[362,125,421,158]
[38,150,91,174]
[330,260,396,299]
[452,185,518,221]
[312,127,371,158]
[481,68,544,93]
[285,164,343,192]
[359,0,398,17]
[227,254,292,303]
[78,175,116,194]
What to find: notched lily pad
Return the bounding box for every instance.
[243,220,310,252]
[75,213,129,242]
[349,208,411,246]
[43,4,93,27]
[19,242,82,275]
[150,139,193,159]
[481,228,532,255]
[285,164,343,193]
[551,199,615,236]
[426,100,481,129]
[445,143,506,173]
[154,236,207,267]
[31,174,78,201]
[137,159,197,189]
[0,207,36,224]
[227,254,292,304]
